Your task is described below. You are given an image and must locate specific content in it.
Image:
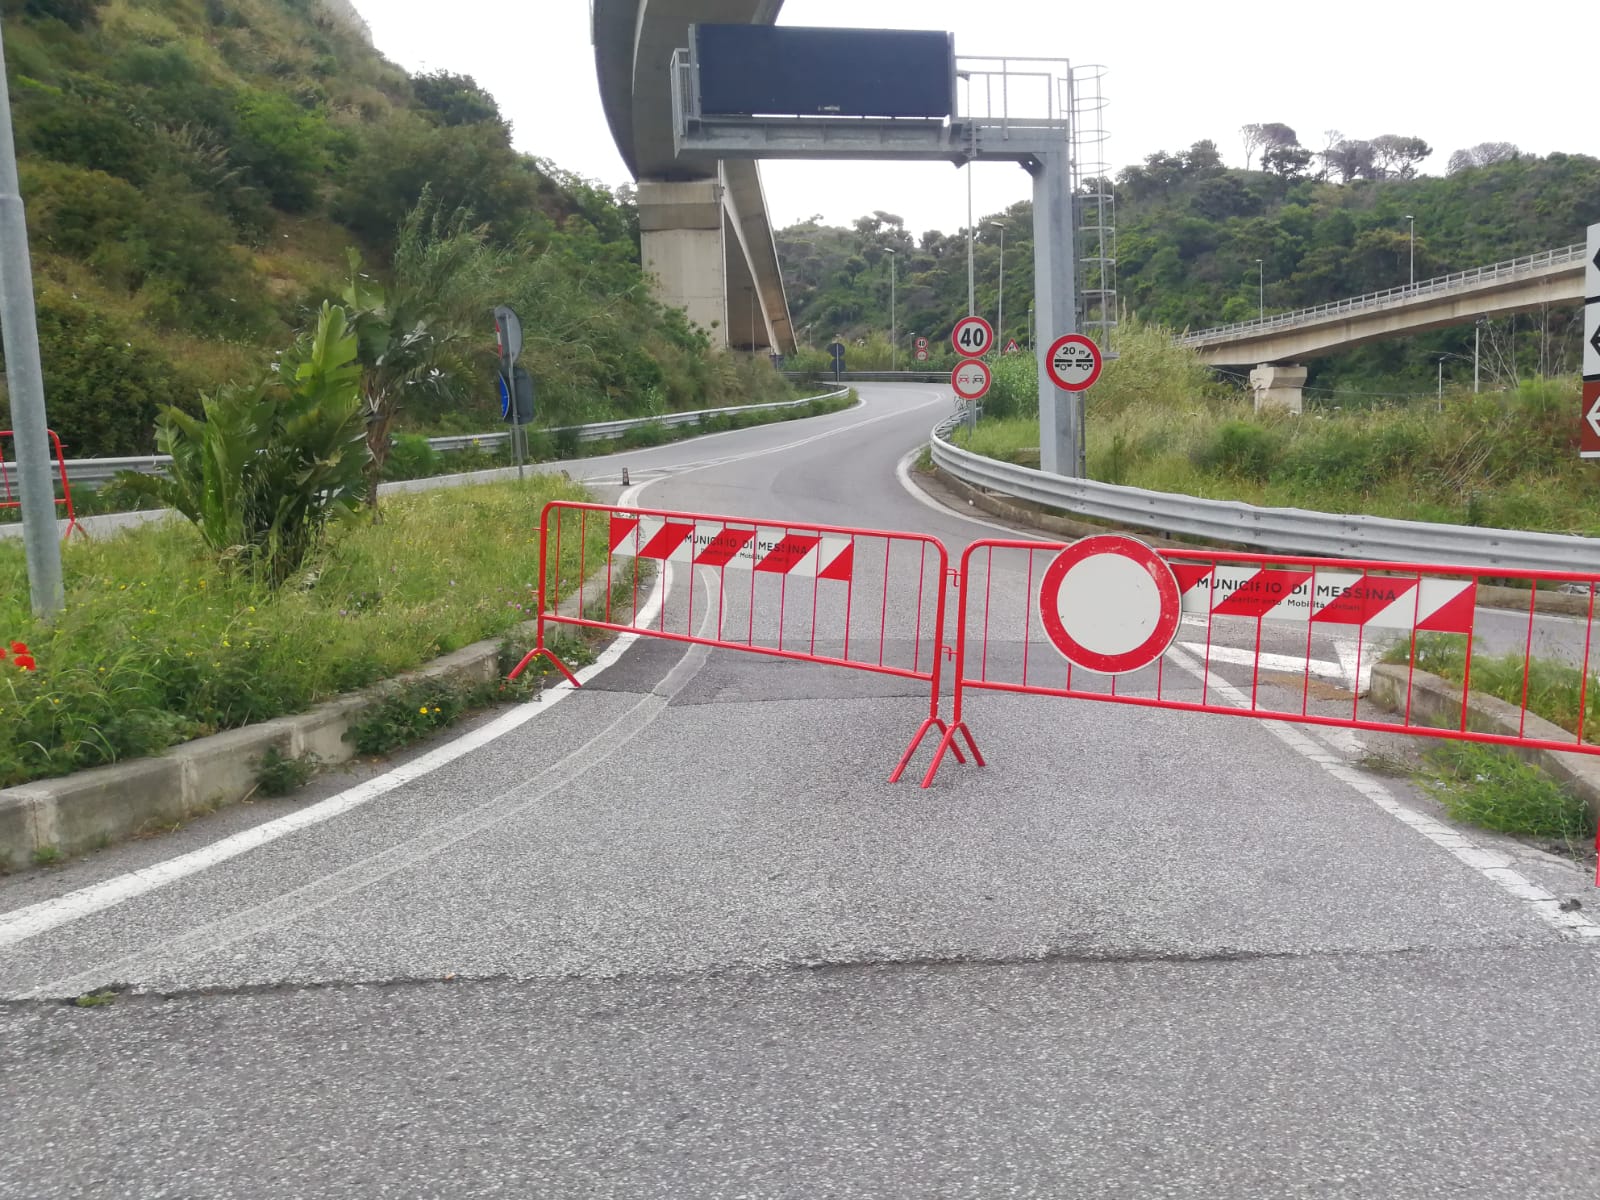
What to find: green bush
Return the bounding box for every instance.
[384,432,443,480]
[0,291,194,457]
[114,303,371,586]
[1193,420,1282,481]
[229,88,331,213]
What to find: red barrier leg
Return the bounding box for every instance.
[507,646,579,687]
[889,716,967,783]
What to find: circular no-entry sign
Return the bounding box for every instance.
[951,358,992,402]
[951,315,995,358]
[1038,535,1180,675]
[1045,333,1104,392]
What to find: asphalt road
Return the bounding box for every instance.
[2,384,1598,1198]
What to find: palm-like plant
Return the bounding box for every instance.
[116,303,370,586]
[342,203,499,509]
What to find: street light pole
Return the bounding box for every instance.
[1473,321,1480,393]
[886,248,897,372]
[0,16,63,616]
[1438,356,1444,410]
[1255,257,1264,321]
[989,220,1006,344]
[1405,213,1415,286]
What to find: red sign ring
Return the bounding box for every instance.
[1037,535,1181,675]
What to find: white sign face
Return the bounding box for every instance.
[1037,536,1182,675]
[951,316,994,358]
[951,359,992,401]
[1587,222,1600,301]
[1586,301,1600,379]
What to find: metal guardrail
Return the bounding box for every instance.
[782,371,953,384]
[53,393,848,490]
[929,415,1600,574]
[1181,243,1586,346]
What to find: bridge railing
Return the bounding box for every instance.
[1181,243,1586,346]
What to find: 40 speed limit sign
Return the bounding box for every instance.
[950,315,995,358]
[1045,333,1104,392]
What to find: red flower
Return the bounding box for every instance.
[14,655,36,671]
[0,648,7,661]
[9,641,26,655]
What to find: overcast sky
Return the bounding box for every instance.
[356,0,1588,235]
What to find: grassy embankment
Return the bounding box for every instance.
[0,476,611,788]
[951,321,1597,534]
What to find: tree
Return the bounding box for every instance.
[1259,123,1300,153]
[1240,123,1264,170]
[1371,134,1432,179]
[1322,138,1376,183]
[1184,139,1224,173]
[1447,142,1520,174]
[1262,144,1313,178]
[340,202,496,507]
[412,70,507,135]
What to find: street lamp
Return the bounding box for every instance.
[956,70,975,317]
[1404,214,1415,286]
[988,220,1006,347]
[885,247,897,372]
[1255,258,1264,321]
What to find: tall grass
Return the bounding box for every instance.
[0,476,606,786]
[1391,634,1600,744]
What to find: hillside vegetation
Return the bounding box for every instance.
[780,144,1600,397]
[0,0,786,459]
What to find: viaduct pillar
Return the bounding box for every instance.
[1250,364,1307,414]
[637,176,730,348]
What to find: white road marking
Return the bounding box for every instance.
[1179,642,1347,684]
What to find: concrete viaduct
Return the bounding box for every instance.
[1180,244,1586,408]
[594,0,796,355]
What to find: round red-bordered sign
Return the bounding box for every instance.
[1038,535,1181,674]
[951,359,992,401]
[1045,333,1104,392]
[951,315,995,358]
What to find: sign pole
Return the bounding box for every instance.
[1029,146,1081,477]
[0,18,63,616]
[1581,223,1600,460]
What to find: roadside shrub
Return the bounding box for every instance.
[985,352,1038,420]
[114,303,370,586]
[1192,419,1281,481]
[0,290,194,457]
[384,432,442,480]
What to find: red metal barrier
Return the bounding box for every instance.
[507,500,962,779]
[926,537,1600,805]
[0,430,81,541]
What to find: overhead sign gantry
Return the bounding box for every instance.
[669,25,1107,477]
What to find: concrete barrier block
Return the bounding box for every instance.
[413,643,500,687]
[0,793,41,872]
[1370,663,1600,822]
[291,695,370,765]
[170,721,297,809]
[44,757,187,850]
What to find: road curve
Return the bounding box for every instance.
[1,384,1597,1199]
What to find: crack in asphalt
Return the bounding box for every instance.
[12,940,1589,1010]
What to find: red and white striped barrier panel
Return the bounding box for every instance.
[508,500,963,779]
[923,537,1600,807]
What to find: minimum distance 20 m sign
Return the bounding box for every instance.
[1045,333,1104,392]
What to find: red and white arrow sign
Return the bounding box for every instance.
[1170,564,1476,634]
[1582,381,1600,459]
[608,515,854,580]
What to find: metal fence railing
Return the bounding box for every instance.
[929,415,1600,574]
[50,392,848,491]
[1181,243,1586,346]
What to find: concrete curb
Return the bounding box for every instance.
[1367,663,1600,822]
[927,465,1593,616]
[0,629,529,872]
